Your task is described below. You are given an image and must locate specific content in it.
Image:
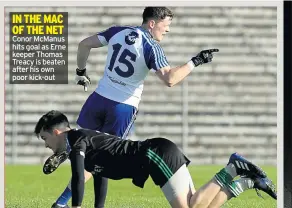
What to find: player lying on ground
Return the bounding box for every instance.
[35,110,277,208]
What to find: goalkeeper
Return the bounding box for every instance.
[35,110,277,208]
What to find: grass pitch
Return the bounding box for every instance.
[5,165,277,208]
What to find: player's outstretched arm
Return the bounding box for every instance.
[156,49,219,87]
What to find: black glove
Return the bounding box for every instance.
[51,202,70,208]
[43,151,69,175]
[75,68,91,92]
[191,48,219,67]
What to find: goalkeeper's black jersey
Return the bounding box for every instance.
[67,128,150,206]
[68,128,148,179]
[67,128,190,206]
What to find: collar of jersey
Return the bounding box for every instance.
[137,26,153,39]
[66,136,71,153]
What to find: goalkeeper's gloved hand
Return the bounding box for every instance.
[75,68,91,92]
[191,48,219,67]
[51,202,70,208]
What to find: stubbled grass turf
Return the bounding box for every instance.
[5,165,277,208]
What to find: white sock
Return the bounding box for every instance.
[67,180,72,190]
[228,178,254,197]
[224,163,237,178]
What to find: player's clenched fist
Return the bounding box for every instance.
[75,68,91,92]
[191,49,219,67]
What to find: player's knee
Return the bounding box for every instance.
[169,197,190,208]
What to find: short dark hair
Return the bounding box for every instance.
[34,110,70,137]
[142,7,174,23]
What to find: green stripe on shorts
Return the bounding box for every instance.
[146,149,173,179]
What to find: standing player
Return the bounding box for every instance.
[54,7,219,208]
[36,110,277,208]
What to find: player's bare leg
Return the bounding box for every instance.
[189,179,233,208]
[207,177,257,208]
[207,187,232,208]
[162,156,239,208]
[161,164,195,208]
[208,176,277,208]
[213,178,255,207]
[188,158,240,208]
[161,164,232,208]
[194,178,253,208]
[188,177,257,208]
[165,152,273,208]
[163,168,231,208]
[190,153,276,208]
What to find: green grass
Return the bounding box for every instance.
[5,165,277,208]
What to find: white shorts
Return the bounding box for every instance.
[161,164,195,204]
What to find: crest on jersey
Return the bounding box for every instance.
[125,31,139,45]
[91,165,104,175]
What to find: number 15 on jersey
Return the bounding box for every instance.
[108,43,137,78]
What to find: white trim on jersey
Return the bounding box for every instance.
[155,44,168,67]
[79,151,85,157]
[141,33,169,70]
[121,108,138,140]
[97,34,107,46]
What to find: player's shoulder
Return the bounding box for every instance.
[70,128,99,136]
[68,128,84,135]
[67,128,82,141]
[67,128,92,141]
[104,25,139,35]
[137,31,162,51]
[68,128,111,138]
[99,25,140,42]
[67,128,98,148]
[141,37,163,57]
[112,24,137,30]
